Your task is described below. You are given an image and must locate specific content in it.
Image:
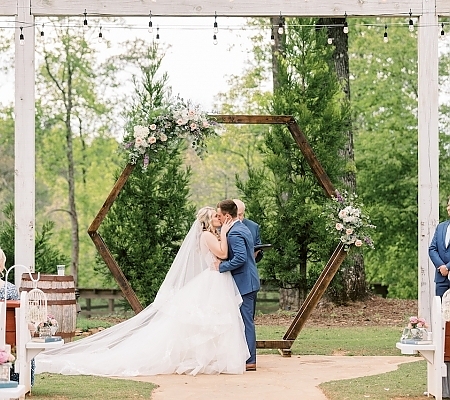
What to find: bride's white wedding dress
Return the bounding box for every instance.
[35,221,249,376]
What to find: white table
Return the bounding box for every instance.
[396,296,445,400]
[0,384,26,400]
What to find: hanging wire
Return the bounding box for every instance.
[83,9,88,30]
[148,11,153,33]
[343,12,348,34]
[408,9,414,32]
[213,11,218,33]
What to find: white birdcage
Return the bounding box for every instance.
[25,280,48,328]
[442,289,450,321]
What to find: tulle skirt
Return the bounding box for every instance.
[36,269,249,376]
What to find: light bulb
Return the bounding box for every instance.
[278,23,284,35]
[327,37,333,45]
[441,24,445,39]
[40,24,44,38]
[408,19,414,32]
[270,33,275,46]
[343,22,348,34]
[19,28,24,45]
[214,21,218,34]
[156,27,160,41]
[383,32,388,43]
[148,21,153,33]
[98,33,103,43]
[83,9,88,31]
[213,34,218,45]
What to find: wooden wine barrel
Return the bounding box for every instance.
[20,274,77,341]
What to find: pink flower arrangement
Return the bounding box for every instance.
[408,316,428,329]
[0,348,15,364]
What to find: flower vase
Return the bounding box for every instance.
[410,327,427,340]
[39,326,52,338]
[0,363,11,381]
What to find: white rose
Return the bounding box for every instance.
[148,136,156,144]
[346,228,353,235]
[355,239,363,247]
[335,223,343,231]
[160,133,168,142]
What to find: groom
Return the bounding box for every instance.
[216,199,260,372]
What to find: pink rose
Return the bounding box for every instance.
[335,223,343,231]
[148,136,156,144]
[0,351,9,364]
[346,228,353,235]
[355,240,362,247]
[190,123,198,131]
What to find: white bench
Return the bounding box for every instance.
[396,296,445,400]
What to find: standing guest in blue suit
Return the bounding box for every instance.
[216,199,260,372]
[429,196,450,298]
[233,199,264,263]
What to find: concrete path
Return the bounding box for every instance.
[129,355,420,400]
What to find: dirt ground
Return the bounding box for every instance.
[255,295,418,328]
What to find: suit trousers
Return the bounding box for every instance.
[240,290,258,364]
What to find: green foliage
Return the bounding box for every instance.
[239,19,350,297]
[97,42,195,306]
[0,203,69,274]
[349,19,419,298]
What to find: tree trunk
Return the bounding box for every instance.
[319,18,367,301]
[65,78,79,286]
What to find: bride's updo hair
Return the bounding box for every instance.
[196,206,216,234]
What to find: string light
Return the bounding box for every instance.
[441,23,445,38]
[98,26,103,43]
[19,27,24,45]
[270,31,275,46]
[278,13,284,35]
[40,24,44,38]
[156,26,160,41]
[213,12,218,34]
[148,11,153,33]
[383,24,388,43]
[408,9,414,32]
[343,12,348,34]
[327,37,333,45]
[213,33,218,45]
[83,9,88,31]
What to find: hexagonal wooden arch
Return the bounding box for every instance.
[87,114,348,356]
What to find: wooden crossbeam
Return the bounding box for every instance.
[29,0,428,17]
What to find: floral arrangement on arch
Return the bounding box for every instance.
[323,190,376,251]
[122,98,218,171]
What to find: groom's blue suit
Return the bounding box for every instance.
[429,219,450,297]
[219,220,260,365]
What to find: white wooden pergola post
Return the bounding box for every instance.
[1,0,447,314]
[14,0,36,286]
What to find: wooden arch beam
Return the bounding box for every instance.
[88,114,348,355]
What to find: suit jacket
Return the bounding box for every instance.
[219,220,260,295]
[242,218,263,263]
[429,219,450,283]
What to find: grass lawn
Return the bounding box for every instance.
[26,320,427,399]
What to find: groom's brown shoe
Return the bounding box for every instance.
[246,363,257,371]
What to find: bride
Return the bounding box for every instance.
[36,206,250,376]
